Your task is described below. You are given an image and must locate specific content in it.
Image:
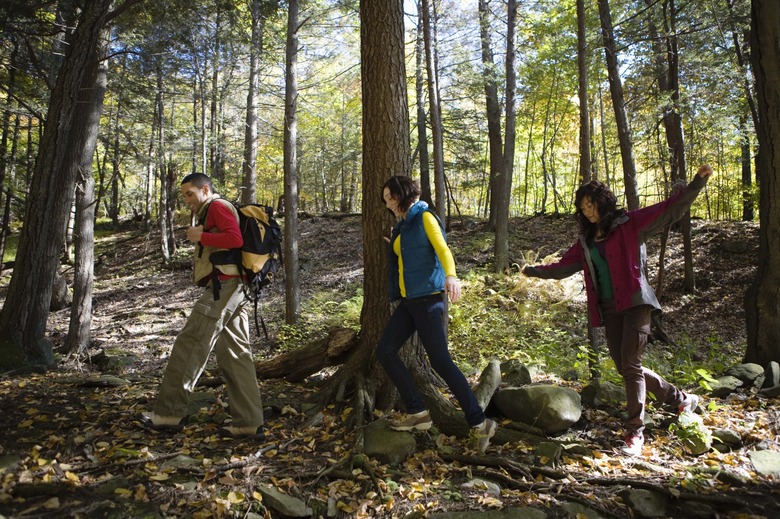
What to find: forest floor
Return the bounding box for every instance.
[1,212,778,519]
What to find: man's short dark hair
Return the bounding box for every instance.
[181,173,215,192]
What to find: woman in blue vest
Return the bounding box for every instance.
[377,175,496,453]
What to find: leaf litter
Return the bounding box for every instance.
[0,215,778,518]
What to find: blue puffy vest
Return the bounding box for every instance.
[386,201,446,301]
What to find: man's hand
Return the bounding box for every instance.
[186,225,204,244]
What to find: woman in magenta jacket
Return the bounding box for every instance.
[523,164,713,456]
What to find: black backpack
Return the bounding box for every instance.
[199,200,283,340]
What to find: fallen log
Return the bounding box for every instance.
[255,327,358,382]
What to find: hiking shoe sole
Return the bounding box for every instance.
[388,411,433,432]
[138,414,185,432]
[219,427,266,440]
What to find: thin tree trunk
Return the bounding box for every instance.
[156,63,173,262]
[740,114,754,221]
[421,0,445,220]
[242,0,263,205]
[478,0,504,228]
[494,0,517,273]
[415,0,432,207]
[284,0,301,324]
[577,0,592,183]
[597,0,639,209]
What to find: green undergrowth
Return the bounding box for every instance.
[287,267,736,392]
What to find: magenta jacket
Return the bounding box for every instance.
[529,175,708,327]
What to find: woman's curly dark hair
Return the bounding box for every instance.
[381,175,421,214]
[574,180,625,242]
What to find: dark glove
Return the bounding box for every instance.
[522,265,539,277]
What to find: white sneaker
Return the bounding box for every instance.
[620,431,644,457]
[389,410,433,431]
[472,419,497,454]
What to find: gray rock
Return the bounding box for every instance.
[0,454,20,472]
[711,429,742,448]
[710,376,742,397]
[619,488,668,518]
[720,239,749,253]
[675,499,718,518]
[749,450,780,477]
[561,502,608,519]
[764,361,780,389]
[725,363,765,389]
[534,442,562,466]
[759,385,780,398]
[363,419,417,466]
[462,477,501,495]
[580,379,626,408]
[257,484,312,517]
[493,385,581,435]
[500,359,532,387]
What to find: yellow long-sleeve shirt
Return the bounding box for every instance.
[392,211,456,298]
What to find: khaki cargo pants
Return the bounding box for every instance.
[153,278,264,428]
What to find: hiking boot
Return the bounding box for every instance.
[472,418,497,454]
[220,425,266,440]
[389,410,433,431]
[678,392,700,415]
[620,431,644,457]
[139,411,185,432]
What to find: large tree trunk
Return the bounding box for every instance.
[0,0,114,369]
[745,0,780,365]
[284,0,301,324]
[315,0,416,444]
[597,0,639,209]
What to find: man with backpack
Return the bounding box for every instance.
[140,173,265,439]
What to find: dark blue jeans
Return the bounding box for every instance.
[376,293,485,427]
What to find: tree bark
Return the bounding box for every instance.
[420,0,445,220]
[314,0,412,442]
[256,328,357,382]
[493,0,517,273]
[478,0,504,228]
[284,0,301,324]
[242,0,263,206]
[415,0,432,208]
[745,0,780,365]
[577,0,592,183]
[597,0,639,209]
[0,0,114,369]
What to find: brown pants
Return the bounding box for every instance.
[600,300,684,434]
[153,279,264,428]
